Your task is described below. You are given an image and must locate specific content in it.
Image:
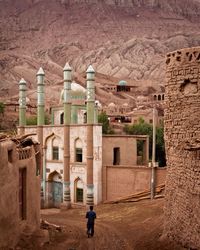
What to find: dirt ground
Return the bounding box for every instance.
[18,198,186,250]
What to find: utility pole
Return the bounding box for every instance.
[151,106,156,200]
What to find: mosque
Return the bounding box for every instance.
[18,63,166,208]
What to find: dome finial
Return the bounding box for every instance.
[37,67,45,76]
[86,65,95,73]
[19,78,26,84]
[63,62,72,71]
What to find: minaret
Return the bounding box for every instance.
[18,78,27,135]
[62,62,72,208]
[86,65,95,205]
[37,67,45,126]
[36,67,45,205]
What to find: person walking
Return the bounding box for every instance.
[86,205,96,238]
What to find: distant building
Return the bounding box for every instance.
[116,80,130,92]
[102,80,136,93]
[152,92,165,102]
[127,108,164,126]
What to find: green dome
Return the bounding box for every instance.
[118,80,127,86]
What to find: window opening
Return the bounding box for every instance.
[76,148,83,162]
[8,149,13,163]
[60,113,64,124]
[113,147,120,165]
[52,146,59,160]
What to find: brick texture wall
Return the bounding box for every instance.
[164,47,200,249]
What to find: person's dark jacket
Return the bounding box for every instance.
[86,210,96,225]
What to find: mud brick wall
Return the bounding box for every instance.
[164,47,200,249]
[102,165,166,201]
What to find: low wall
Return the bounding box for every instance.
[102,165,167,201]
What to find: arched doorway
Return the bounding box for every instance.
[74,178,84,203]
[48,171,63,208]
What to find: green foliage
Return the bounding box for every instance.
[26,116,37,125]
[44,114,50,125]
[156,126,166,167]
[124,117,166,167]
[124,117,152,138]
[26,114,50,125]
[98,111,114,134]
[0,102,5,114]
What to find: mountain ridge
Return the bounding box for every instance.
[0,0,200,105]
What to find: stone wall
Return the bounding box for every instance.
[164,47,200,249]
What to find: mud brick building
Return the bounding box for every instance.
[0,136,41,249]
[164,47,200,249]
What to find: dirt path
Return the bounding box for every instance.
[37,199,185,250]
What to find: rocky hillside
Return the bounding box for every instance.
[0,0,200,104]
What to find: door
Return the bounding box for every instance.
[76,188,83,202]
[52,181,63,208]
[75,178,84,203]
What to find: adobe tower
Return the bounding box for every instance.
[164,47,200,249]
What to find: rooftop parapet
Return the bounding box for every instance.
[166,47,200,68]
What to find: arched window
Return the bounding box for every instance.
[75,138,83,162]
[158,95,161,101]
[52,137,60,160]
[162,94,165,100]
[154,95,157,101]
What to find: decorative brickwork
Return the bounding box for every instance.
[164,47,200,249]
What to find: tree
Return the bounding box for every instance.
[26,114,50,125]
[155,126,166,167]
[26,116,37,125]
[98,111,114,134]
[124,117,166,167]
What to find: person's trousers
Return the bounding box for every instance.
[87,223,94,236]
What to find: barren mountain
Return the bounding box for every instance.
[0,0,200,104]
